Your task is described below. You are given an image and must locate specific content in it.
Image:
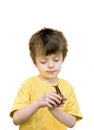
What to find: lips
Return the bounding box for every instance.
[46,70,56,74]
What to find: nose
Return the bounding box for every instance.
[47,60,54,68]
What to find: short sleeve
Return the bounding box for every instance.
[65,87,82,121]
[10,83,31,117]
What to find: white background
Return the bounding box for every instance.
[0,0,94,130]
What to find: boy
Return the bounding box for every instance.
[10,28,82,130]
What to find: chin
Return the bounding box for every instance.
[46,75,57,79]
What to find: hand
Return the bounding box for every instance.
[38,91,63,108]
[59,97,67,107]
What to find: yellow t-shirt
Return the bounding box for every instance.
[10,76,82,130]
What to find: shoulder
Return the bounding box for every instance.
[59,78,75,95]
[19,76,38,90]
[23,76,38,84]
[59,78,73,89]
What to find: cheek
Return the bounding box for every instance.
[57,62,62,68]
[59,65,62,70]
[56,63,62,70]
[37,64,46,71]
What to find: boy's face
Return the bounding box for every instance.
[35,53,63,81]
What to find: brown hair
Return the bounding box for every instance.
[29,28,68,64]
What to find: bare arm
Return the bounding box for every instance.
[49,107,76,128]
[13,99,41,125]
[51,85,77,128]
[13,91,62,125]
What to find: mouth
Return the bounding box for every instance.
[46,70,56,74]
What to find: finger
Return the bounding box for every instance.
[60,98,67,105]
[46,97,59,106]
[45,98,57,108]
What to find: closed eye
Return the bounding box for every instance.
[40,60,47,64]
[54,57,60,62]
[54,59,60,62]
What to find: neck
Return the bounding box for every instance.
[38,75,59,84]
